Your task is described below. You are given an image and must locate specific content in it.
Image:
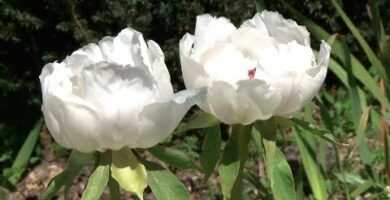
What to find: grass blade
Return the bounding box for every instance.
[294,129,328,200]
[331,0,387,81]
[7,119,42,184]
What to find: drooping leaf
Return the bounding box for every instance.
[149,145,199,170]
[111,148,147,200]
[81,152,110,200]
[200,125,221,181]
[218,125,252,199]
[144,160,190,200]
[41,150,93,200]
[256,119,296,200]
[175,110,220,134]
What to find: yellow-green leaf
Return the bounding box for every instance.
[111,148,147,200]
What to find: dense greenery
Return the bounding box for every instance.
[1,0,390,199]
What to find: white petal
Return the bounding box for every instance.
[137,89,205,148]
[199,43,256,84]
[237,79,281,120]
[205,81,275,125]
[256,11,310,46]
[147,40,174,100]
[192,14,236,59]
[241,14,269,36]
[180,33,212,89]
[98,28,150,67]
[81,62,158,150]
[257,41,315,78]
[82,62,156,102]
[231,27,278,62]
[274,41,330,116]
[42,87,101,153]
[70,43,104,64]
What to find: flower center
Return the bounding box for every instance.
[248,68,256,79]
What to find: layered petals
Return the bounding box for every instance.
[40,28,200,152]
[180,11,331,124]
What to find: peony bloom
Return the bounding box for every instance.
[40,28,202,152]
[180,11,330,125]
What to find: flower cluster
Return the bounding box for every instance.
[40,11,330,152]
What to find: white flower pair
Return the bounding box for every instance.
[40,11,330,152]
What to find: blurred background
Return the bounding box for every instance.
[1,0,390,199]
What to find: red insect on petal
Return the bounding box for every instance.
[248,68,256,80]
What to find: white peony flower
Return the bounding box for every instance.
[180,11,331,125]
[40,28,202,152]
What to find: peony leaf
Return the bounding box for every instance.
[111,148,147,200]
[255,119,296,200]
[218,125,252,199]
[41,150,92,200]
[175,110,220,134]
[200,125,221,181]
[81,152,110,200]
[148,145,199,170]
[144,160,190,200]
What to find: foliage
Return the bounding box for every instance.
[1,0,390,199]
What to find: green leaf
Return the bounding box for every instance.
[148,145,199,170]
[200,125,221,181]
[244,172,272,199]
[331,0,387,81]
[294,130,328,200]
[256,119,296,200]
[336,39,362,126]
[7,119,42,184]
[175,110,220,134]
[350,181,373,198]
[334,172,366,185]
[369,0,390,68]
[289,118,340,144]
[144,160,190,200]
[0,175,14,191]
[81,152,110,200]
[41,151,92,200]
[218,125,252,199]
[111,148,147,200]
[356,107,374,165]
[282,0,390,110]
[108,176,121,200]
